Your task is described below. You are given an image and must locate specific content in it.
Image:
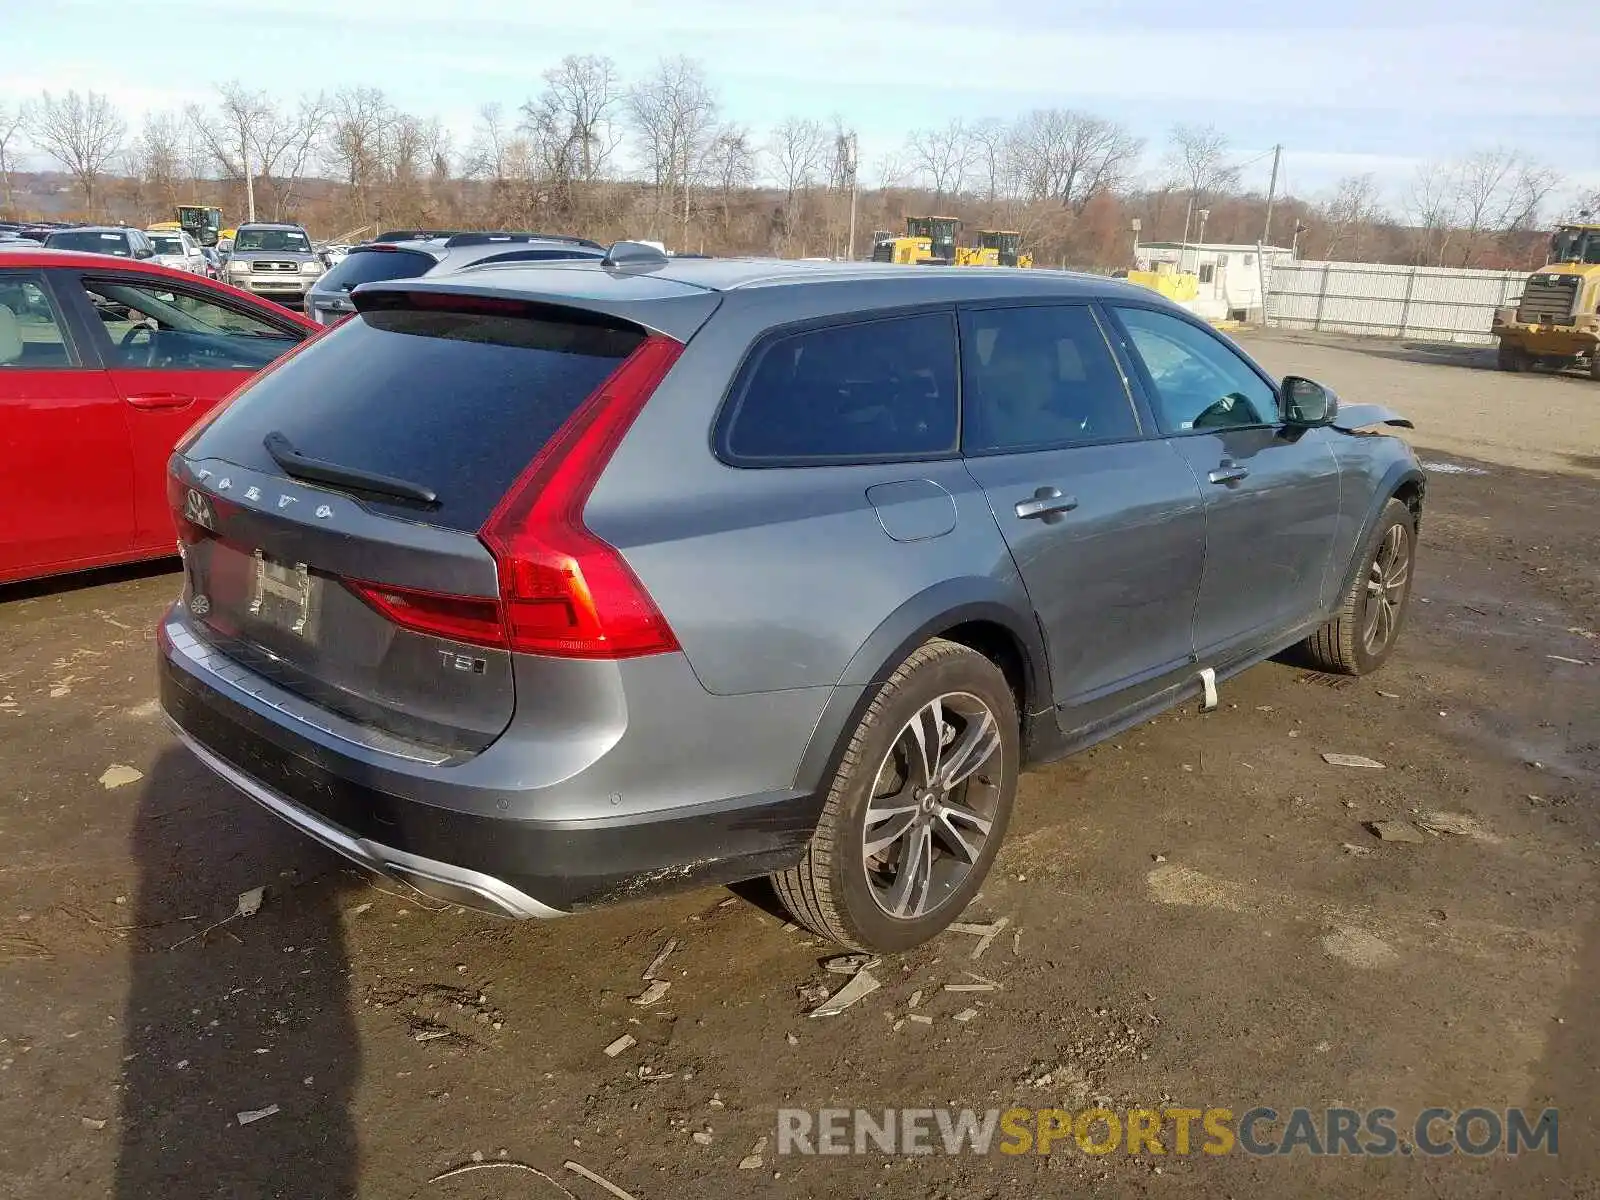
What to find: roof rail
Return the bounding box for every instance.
[442,231,605,250]
[601,240,671,268]
[373,228,463,243]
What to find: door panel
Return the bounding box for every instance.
[1110,304,1343,655]
[1169,427,1342,652]
[70,274,304,551]
[0,272,133,582]
[958,303,1207,729]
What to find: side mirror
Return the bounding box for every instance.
[1282,376,1337,426]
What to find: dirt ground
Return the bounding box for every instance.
[1,329,1596,1200]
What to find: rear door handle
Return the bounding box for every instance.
[1208,461,1250,485]
[1014,486,1079,520]
[124,392,195,410]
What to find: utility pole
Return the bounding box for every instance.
[1261,143,1281,247]
[839,131,859,262]
[240,129,257,223]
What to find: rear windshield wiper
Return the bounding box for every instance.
[263,431,438,508]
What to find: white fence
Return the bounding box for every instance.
[1263,259,1529,346]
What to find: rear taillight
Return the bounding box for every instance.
[481,335,683,659]
[340,334,683,658]
[346,581,504,646]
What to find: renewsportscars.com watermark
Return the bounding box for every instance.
[777,1106,1559,1158]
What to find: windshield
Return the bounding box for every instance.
[234,228,311,253]
[46,230,132,256]
[317,247,436,292]
[149,234,185,255]
[1548,230,1600,265]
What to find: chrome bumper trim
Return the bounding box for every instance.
[170,723,565,920]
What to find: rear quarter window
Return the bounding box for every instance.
[718,311,959,465]
[318,248,437,291]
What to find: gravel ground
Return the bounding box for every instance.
[0,330,1596,1200]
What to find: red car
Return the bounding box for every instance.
[0,249,318,585]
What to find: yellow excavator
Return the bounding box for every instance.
[871,215,961,265]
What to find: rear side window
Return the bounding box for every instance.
[188,305,644,532]
[720,312,958,464]
[961,305,1140,453]
[318,248,436,291]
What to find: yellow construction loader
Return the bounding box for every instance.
[1492,220,1600,377]
[956,229,1033,268]
[871,216,961,265]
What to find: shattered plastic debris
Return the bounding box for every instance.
[1322,753,1386,769]
[1367,820,1425,844]
[642,938,678,981]
[630,980,671,1007]
[99,764,144,789]
[236,888,265,918]
[1547,655,1589,666]
[1417,811,1499,842]
[602,1034,637,1058]
[236,1104,280,1125]
[739,1135,769,1169]
[564,1159,642,1200]
[809,968,881,1016]
[971,916,1011,960]
[952,1008,980,1023]
[822,953,879,975]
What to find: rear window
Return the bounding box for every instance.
[318,247,436,291]
[719,312,959,464]
[188,305,644,532]
[46,231,132,256]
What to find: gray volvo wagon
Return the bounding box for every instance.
[159,247,1424,952]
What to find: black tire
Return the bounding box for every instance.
[1589,354,1600,382]
[1496,342,1527,372]
[1300,498,1417,676]
[771,638,1020,952]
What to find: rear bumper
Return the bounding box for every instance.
[158,619,825,916]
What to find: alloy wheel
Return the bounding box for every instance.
[861,692,1005,920]
[1363,524,1412,655]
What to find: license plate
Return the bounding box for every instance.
[248,550,312,635]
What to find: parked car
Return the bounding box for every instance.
[0,248,319,586]
[304,232,606,326]
[43,225,159,260]
[158,250,1424,951]
[223,222,323,308]
[146,228,208,275]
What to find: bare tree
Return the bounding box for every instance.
[1318,173,1384,260]
[1404,160,1458,265]
[23,90,126,214]
[131,111,186,209]
[967,117,1011,206]
[705,124,756,233]
[0,102,25,216]
[466,103,511,181]
[906,119,972,207]
[766,116,828,250]
[1165,123,1238,242]
[626,56,719,242]
[324,87,395,226]
[1010,110,1141,214]
[522,54,623,203]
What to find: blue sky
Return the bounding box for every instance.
[5,0,1598,205]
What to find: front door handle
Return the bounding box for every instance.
[124,391,195,410]
[1014,486,1079,521]
[1208,461,1250,485]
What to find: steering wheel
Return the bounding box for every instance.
[119,322,157,368]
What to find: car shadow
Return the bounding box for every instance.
[0,558,179,605]
[115,745,360,1199]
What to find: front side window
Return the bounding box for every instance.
[961,304,1140,453]
[0,273,74,368]
[80,278,300,369]
[721,312,959,464]
[1113,306,1279,433]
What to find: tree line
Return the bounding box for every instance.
[0,57,1581,271]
